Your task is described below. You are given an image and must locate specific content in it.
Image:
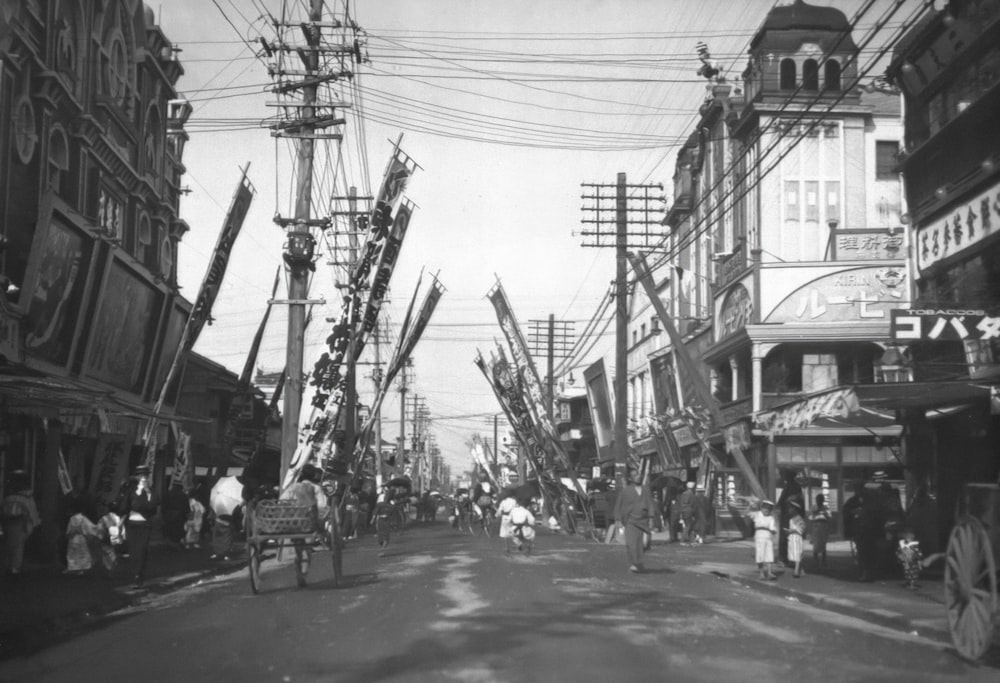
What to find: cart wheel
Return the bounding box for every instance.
[945,517,998,661]
[248,541,261,594]
[294,544,308,588]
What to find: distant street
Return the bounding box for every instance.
[0,520,989,683]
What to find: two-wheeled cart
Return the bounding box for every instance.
[944,483,1000,660]
[245,498,343,593]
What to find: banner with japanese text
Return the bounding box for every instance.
[89,433,130,508]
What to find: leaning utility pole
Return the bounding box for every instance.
[581,174,664,486]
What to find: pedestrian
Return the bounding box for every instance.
[279,464,325,575]
[121,464,160,588]
[613,469,654,573]
[97,502,124,574]
[776,469,804,565]
[64,501,101,575]
[342,485,360,540]
[498,492,518,554]
[786,501,806,578]
[809,493,832,569]
[374,489,395,550]
[693,486,712,544]
[508,497,536,554]
[678,481,696,544]
[748,499,778,580]
[183,491,205,549]
[1,470,40,575]
[895,528,922,590]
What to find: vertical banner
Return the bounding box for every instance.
[361,202,413,335]
[89,433,130,508]
[171,430,193,490]
[184,170,255,354]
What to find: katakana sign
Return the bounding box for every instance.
[891,309,1000,342]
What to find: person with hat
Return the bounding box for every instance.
[776,469,804,566]
[786,500,807,578]
[748,499,778,580]
[613,468,655,573]
[121,464,159,588]
[678,480,697,544]
[1,470,40,575]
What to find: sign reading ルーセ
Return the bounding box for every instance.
[891,309,1000,342]
[916,182,999,274]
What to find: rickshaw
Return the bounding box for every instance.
[942,482,1000,660]
[244,495,343,593]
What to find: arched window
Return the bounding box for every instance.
[780,59,797,90]
[48,126,70,194]
[824,60,841,91]
[803,60,819,91]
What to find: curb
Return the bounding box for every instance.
[701,566,952,645]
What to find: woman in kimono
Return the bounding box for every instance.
[65,502,101,574]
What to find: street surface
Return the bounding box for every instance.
[0,521,993,683]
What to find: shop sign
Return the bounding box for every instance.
[756,387,860,439]
[891,309,1000,341]
[670,418,698,447]
[916,183,1000,274]
[716,284,752,342]
[767,267,907,323]
[89,433,130,507]
[832,228,904,260]
[723,421,751,454]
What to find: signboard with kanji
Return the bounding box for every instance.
[831,228,904,260]
[916,182,999,274]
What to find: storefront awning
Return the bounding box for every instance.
[754,379,999,440]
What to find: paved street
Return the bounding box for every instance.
[0,521,993,683]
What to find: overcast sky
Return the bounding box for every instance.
[159,0,917,477]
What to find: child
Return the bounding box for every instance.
[787,501,806,578]
[809,493,832,569]
[64,504,100,575]
[509,498,536,555]
[896,529,922,590]
[748,500,777,580]
[183,492,205,549]
[498,493,518,554]
[97,503,124,574]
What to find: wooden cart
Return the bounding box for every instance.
[244,498,343,593]
[945,483,1000,660]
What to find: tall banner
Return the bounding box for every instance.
[143,167,255,459]
[171,429,193,491]
[362,202,413,335]
[185,169,255,354]
[89,433,130,508]
[350,277,445,471]
[487,282,573,471]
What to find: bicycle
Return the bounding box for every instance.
[478,505,496,537]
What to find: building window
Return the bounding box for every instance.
[875,141,899,180]
[780,122,842,259]
[803,59,819,91]
[47,126,70,194]
[780,59,796,90]
[824,60,841,91]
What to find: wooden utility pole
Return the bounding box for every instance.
[278,0,324,484]
[581,174,663,487]
[374,320,383,480]
[527,316,574,420]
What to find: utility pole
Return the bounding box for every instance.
[528,316,575,419]
[581,174,664,487]
[272,0,334,484]
[397,360,407,478]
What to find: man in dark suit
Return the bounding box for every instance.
[121,465,159,588]
[613,469,655,573]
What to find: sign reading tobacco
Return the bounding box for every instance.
[891,309,1000,342]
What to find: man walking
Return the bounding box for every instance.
[614,469,654,573]
[679,481,696,544]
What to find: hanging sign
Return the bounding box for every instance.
[916,182,1000,274]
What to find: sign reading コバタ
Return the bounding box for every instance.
[891,309,1000,342]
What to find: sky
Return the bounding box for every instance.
[157,0,922,478]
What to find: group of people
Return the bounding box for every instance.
[1,465,209,589]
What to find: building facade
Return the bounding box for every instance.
[630,1,911,526]
[885,0,1000,550]
[0,1,194,560]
